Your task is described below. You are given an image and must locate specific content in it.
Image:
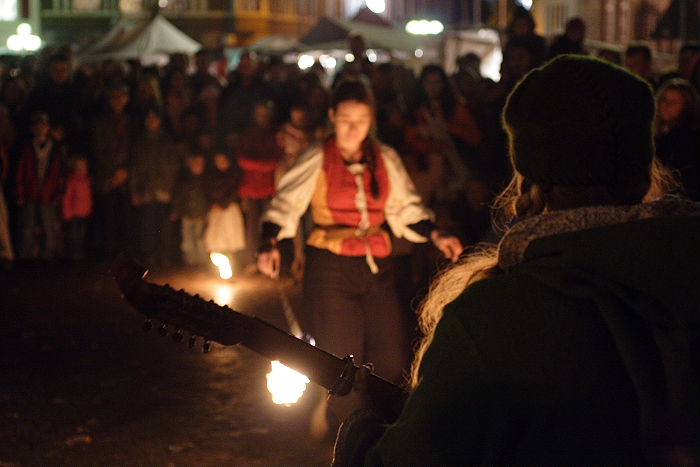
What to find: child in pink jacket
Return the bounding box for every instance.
[62,155,93,260]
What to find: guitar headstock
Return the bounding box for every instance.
[111,253,251,347]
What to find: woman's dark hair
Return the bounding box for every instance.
[330,78,375,111]
[331,79,380,198]
[413,64,457,121]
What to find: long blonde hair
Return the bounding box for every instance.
[409,156,678,388]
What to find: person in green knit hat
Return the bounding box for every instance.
[328,54,700,466]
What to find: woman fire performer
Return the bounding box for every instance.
[257,79,462,391]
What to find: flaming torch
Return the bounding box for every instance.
[266,360,310,406]
[265,279,312,405]
[210,252,233,279]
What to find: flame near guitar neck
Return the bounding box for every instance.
[111,253,408,421]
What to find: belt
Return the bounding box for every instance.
[311,225,384,274]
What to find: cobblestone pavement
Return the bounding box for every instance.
[1,261,334,466]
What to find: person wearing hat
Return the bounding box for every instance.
[327,55,700,466]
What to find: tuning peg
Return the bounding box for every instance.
[158,325,168,337]
[172,330,184,343]
[188,336,196,348]
[142,320,153,332]
[202,341,212,353]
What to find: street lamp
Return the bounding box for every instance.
[405,19,444,35]
[6,23,42,52]
[365,0,385,14]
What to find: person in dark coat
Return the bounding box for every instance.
[328,55,700,467]
[547,17,588,59]
[171,152,210,266]
[654,78,700,201]
[90,83,137,260]
[129,107,180,268]
[23,54,84,151]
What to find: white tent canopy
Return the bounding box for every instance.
[300,16,421,53]
[80,14,201,63]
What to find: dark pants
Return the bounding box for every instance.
[65,217,88,261]
[18,202,60,259]
[138,202,176,268]
[302,246,411,385]
[93,189,131,261]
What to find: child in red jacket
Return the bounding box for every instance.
[62,155,92,260]
[16,112,64,259]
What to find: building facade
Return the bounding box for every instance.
[0,0,692,60]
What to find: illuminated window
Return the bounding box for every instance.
[270,0,295,14]
[0,0,17,21]
[120,0,141,14]
[73,0,101,10]
[239,0,260,11]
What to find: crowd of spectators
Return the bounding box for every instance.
[0,10,698,297]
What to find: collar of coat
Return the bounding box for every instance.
[497,197,700,272]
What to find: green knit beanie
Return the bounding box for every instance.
[503,54,656,186]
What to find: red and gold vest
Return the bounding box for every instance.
[306,138,392,258]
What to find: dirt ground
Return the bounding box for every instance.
[0,261,335,466]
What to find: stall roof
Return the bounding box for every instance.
[80,14,201,62]
[300,16,421,52]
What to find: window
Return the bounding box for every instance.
[120,0,141,14]
[239,0,260,11]
[0,0,17,20]
[548,3,568,33]
[73,0,102,11]
[270,0,295,14]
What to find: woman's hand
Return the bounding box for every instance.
[431,230,463,262]
[327,364,375,424]
[257,246,281,278]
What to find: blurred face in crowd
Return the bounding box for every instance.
[658,88,685,124]
[186,155,206,175]
[32,120,50,142]
[144,111,162,132]
[289,107,308,129]
[214,153,231,171]
[253,103,274,127]
[238,53,258,80]
[372,68,393,94]
[49,60,71,85]
[330,99,372,153]
[195,53,210,73]
[1,79,24,105]
[679,48,700,80]
[423,71,445,100]
[349,35,367,58]
[51,124,65,142]
[511,17,534,37]
[566,21,585,43]
[276,122,309,157]
[506,46,535,80]
[108,89,129,114]
[75,159,88,175]
[624,52,651,79]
